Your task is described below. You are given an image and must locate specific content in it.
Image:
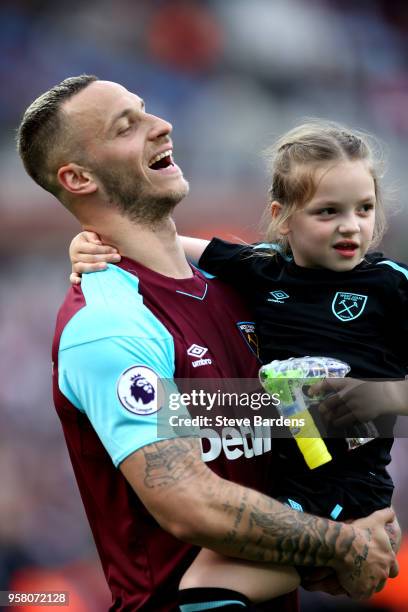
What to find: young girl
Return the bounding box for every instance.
[70,121,403,605]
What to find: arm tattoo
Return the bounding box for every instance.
[385,522,398,552]
[218,485,357,567]
[248,502,336,565]
[352,544,369,578]
[142,438,204,489]
[140,438,364,571]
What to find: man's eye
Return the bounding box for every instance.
[117,125,131,136]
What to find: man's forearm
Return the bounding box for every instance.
[137,438,353,567]
[193,470,354,569]
[123,437,394,599]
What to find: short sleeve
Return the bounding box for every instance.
[199,238,271,292]
[59,333,179,467]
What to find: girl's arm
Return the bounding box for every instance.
[69,232,209,284]
[179,235,209,265]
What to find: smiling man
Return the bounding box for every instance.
[16,76,398,612]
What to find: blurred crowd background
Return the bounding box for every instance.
[2,0,408,610]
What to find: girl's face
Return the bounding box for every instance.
[279,160,376,271]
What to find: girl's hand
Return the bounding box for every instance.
[69,231,121,285]
[309,378,393,426]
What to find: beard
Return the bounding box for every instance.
[94,164,189,226]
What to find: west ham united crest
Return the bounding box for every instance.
[237,321,260,358]
[331,292,368,322]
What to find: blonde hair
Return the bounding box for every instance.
[262,120,387,255]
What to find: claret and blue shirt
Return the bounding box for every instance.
[53,256,297,612]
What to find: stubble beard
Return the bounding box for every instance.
[95,165,189,226]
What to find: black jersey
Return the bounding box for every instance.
[200,239,408,378]
[200,239,407,509]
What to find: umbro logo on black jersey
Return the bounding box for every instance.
[267,290,289,304]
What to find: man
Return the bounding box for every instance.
[17,76,397,612]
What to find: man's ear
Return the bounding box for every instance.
[271,201,290,235]
[57,163,97,195]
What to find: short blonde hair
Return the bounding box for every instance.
[17,75,98,197]
[262,120,387,255]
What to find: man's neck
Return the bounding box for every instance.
[83,213,193,279]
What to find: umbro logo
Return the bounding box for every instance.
[267,290,289,304]
[187,344,212,368]
[187,344,208,358]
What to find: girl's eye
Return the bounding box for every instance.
[359,203,374,213]
[316,207,336,216]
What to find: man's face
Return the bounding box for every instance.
[63,80,189,224]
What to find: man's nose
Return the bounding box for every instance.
[147,114,172,140]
